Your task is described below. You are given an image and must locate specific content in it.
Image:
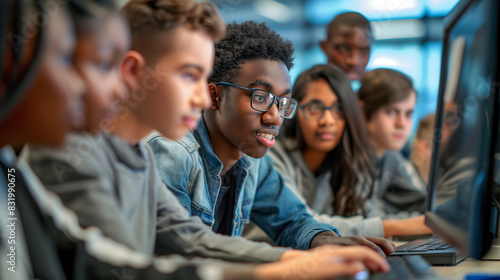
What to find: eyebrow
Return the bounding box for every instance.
[304,99,339,106]
[386,107,414,114]
[178,64,204,72]
[248,80,292,97]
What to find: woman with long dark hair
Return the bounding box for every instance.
[263,65,431,237]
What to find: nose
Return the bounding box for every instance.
[193,80,211,110]
[70,68,86,101]
[346,50,363,67]
[262,100,281,126]
[395,113,409,128]
[318,108,336,126]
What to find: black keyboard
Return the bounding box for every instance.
[339,255,439,280]
[391,238,468,265]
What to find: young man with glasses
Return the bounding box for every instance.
[146,21,395,255]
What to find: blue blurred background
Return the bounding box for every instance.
[116,0,461,137]
[206,0,461,137]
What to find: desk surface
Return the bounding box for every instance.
[391,241,500,279]
[434,258,500,280]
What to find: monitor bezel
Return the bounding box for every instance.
[424,0,500,259]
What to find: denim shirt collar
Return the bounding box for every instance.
[193,117,252,174]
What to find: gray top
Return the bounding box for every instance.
[375,151,426,218]
[245,140,384,239]
[245,140,425,241]
[0,148,32,280]
[2,146,253,280]
[25,132,286,263]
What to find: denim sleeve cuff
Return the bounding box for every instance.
[301,225,340,250]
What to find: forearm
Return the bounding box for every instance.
[312,211,384,237]
[382,216,433,238]
[156,215,287,263]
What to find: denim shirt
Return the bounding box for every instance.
[145,119,339,250]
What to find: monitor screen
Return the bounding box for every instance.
[425,0,500,259]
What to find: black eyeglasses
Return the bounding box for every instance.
[215,82,299,119]
[299,100,345,121]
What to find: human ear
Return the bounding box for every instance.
[208,83,220,111]
[119,50,146,91]
[320,40,328,54]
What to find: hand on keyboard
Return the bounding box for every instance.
[256,245,390,280]
[310,232,396,257]
[368,255,438,280]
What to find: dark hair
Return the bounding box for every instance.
[358,68,416,121]
[0,0,48,122]
[282,64,375,217]
[326,12,372,40]
[209,21,294,84]
[68,0,119,35]
[121,0,225,63]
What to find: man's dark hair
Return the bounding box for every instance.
[326,12,371,40]
[209,21,294,83]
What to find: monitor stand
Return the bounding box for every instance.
[482,238,500,260]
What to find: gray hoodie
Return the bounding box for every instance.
[245,139,425,241]
[25,132,286,264]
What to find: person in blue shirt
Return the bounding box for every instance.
[146,21,395,255]
[2,1,389,279]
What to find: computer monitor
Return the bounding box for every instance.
[424,0,500,260]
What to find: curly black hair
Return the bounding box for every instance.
[209,21,295,83]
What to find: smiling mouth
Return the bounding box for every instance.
[256,132,276,148]
[256,132,275,140]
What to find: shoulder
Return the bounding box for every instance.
[268,140,299,174]
[144,130,200,156]
[268,140,288,162]
[28,133,107,165]
[25,133,111,184]
[143,131,202,182]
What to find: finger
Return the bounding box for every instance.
[344,247,390,273]
[327,261,367,278]
[365,237,395,256]
[314,246,390,273]
[351,237,386,257]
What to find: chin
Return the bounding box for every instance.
[390,144,405,151]
[240,146,268,159]
[347,72,361,80]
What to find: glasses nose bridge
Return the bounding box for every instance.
[273,95,280,109]
[322,105,342,121]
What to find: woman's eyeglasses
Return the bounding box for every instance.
[299,100,345,121]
